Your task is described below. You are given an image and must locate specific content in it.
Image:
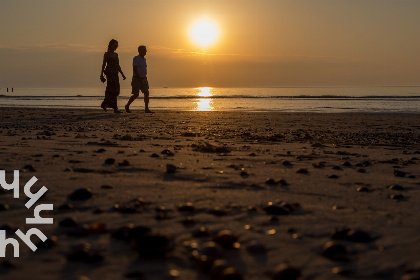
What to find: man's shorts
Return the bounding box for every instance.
[131,77,149,95]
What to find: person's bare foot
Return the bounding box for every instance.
[125,104,131,113]
[101,104,107,112]
[145,109,154,113]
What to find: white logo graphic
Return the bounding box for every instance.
[0,170,54,257]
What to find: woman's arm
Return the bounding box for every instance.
[101,52,107,77]
[116,54,126,80]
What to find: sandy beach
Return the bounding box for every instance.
[1,108,420,280]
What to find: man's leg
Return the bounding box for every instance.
[126,78,140,113]
[144,91,152,113]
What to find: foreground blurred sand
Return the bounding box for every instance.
[0,108,420,280]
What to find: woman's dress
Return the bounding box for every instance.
[102,52,120,110]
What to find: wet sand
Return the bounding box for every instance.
[0,108,420,280]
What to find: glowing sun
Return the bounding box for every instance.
[190,19,219,47]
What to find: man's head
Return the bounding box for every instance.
[138,45,147,57]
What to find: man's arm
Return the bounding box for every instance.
[133,65,142,84]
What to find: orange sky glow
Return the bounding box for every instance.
[1,0,420,88]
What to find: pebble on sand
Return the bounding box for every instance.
[68,188,92,200]
[272,263,302,280]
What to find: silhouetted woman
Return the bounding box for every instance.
[100,39,126,113]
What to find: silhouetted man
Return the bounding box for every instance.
[125,45,152,113]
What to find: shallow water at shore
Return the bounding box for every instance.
[1,86,420,113]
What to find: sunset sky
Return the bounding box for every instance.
[1,0,420,88]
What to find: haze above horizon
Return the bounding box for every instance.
[1,0,420,88]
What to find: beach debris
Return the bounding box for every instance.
[66,243,104,263]
[123,271,145,279]
[66,224,89,237]
[192,227,209,237]
[118,160,130,166]
[272,263,302,280]
[390,194,405,200]
[104,158,115,165]
[0,204,10,211]
[195,241,224,270]
[23,165,36,172]
[59,217,78,227]
[394,169,407,177]
[264,202,290,215]
[111,224,151,241]
[332,227,374,243]
[178,202,195,213]
[246,240,266,254]
[322,241,348,260]
[215,267,244,280]
[296,168,308,174]
[58,203,74,210]
[313,162,325,168]
[331,266,352,276]
[265,178,276,185]
[161,149,174,156]
[37,235,58,249]
[282,160,293,166]
[166,164,177,173]
[192,141,231,153]
[68,188,92,200]
[208,207,226,216]
[135,234,174,258]
[388,184,405,191]
[212,230,239,249]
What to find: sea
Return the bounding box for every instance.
[1,86,420,113]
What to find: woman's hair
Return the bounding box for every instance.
[107,39,118,52]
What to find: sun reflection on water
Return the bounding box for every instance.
[194,87,214,111]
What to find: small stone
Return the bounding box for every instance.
[104,158,115,165]
[265,178,276,185]
[161,149,174,156]
[59,217,77,227]
[282,160,292,166]
[23,165,36,172]
[388,184,405,191]
[0,204,10,211]
[328,174,339,179]
[332,166,342,170]
[58,203,74,210]
[394,169,407,177]
[240,171,249,177]
[322,241,348,260]
[343,161,352,167]
[111,224,151,240]
[68,188,92,200]
[118,160,130,166]
[357,168,366,173]
[346,229,374,243]
[356,187,369,192]
[208,207,226,216]
[246,241,266,254]
[212,230,239,249]
[101,185,115,189]
[135,234,174,258]
[296,168,308,174]
[37,235,58,249]
[390,194,405,200]
[313,162,325,168]
[264,203,289,215]
[192,227,209,237]
[166,164,177,173]
[178,202,195,213]
[272,263,301,280]
[150,153,160,158]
